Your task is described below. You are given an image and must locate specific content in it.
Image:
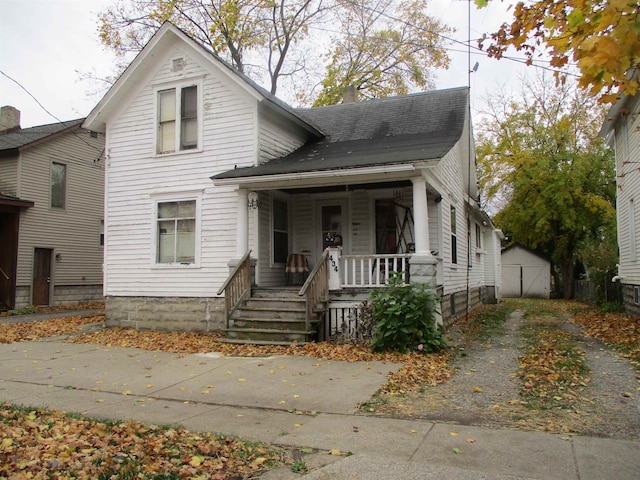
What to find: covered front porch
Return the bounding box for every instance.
[217,173,443,343]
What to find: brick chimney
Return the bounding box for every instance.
[0,106,21,132]
[342,86,358,104]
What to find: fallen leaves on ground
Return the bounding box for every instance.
[573,310,640,368]
[0,315,104,343]
[0,301,104,317]
[517,326,589,409]
[0,403,288,479]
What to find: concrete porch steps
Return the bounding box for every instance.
[223,288,324,344]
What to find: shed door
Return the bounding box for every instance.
[502,265,522,297]
[32,248,52,306]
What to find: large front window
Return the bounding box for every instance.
[157,200,196,264]
[157,84,198,154]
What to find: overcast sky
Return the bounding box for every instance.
[0,0,538,129]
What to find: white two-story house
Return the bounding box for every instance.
[84,22,502,341]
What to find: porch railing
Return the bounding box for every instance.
[298,248,330,334]
[217,250,252,328]
[340,253,412,287]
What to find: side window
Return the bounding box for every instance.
[157,200,196,264]
[273,198,288,264]
[631,198,637,262]
[450,205,457,264]
[51,162,66,209]
[476,224,482,249]
[157,84,199,154]
[99,219,104,246]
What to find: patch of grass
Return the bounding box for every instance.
[455,302,514,342]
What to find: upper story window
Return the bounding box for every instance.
[157,84,199,154]
[51,162,66,209]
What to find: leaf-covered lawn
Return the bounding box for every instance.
[573,310,640,369]
[0,315,104,343]
[0,404,289,479]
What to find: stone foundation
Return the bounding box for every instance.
[622,283,640,318]
[440,287,485,328]
[13,284,103,309]
[53,285,103,306]
[106,296,226,333]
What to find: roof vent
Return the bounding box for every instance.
[0,106,21,132]
[171,57,185,73]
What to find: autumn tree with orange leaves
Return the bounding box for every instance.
[477,0,640,103]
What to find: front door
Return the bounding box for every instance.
[317,200,348,256]
[32,248,52,306]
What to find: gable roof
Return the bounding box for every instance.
[84,22,321,137]
[501,243,550,263]
[213,87,469,182]
[0,119,84,156]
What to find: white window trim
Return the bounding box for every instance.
[50,161,67,210]
[150,191,202,269]
[153,77,204,157]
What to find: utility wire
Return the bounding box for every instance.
[0,70,105,160]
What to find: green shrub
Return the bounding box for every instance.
[369,274,445,353]
[8,305,38,315]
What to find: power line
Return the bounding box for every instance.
[0,70,105,159]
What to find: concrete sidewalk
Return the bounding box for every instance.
[1,340,638,479]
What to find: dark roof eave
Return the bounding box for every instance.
[0,197,34,208]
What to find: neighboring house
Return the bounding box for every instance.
[0,106,105,310]
[600,78,640,317]
[83,22,502,340]
[501,243,551,299]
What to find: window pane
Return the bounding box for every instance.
[176,219,195,263]
[181,118,197,149]
[158,202,179,219]
[157,220,176,263]
[178,200,196,217]
[159,90,176,122]
[180,86,198,150]
[51,162,66,208]
[181,86,197,118]
[273,199,288,230]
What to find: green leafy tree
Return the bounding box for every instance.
[476,0,640,103]
[477,75,616,298]
[312,0,451,106]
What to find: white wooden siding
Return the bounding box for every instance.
[258,107,307,163]
[429,140,471,295]
[615,94,640,284]
[15,129,105,289]
[104,45,258,297]
[0,157,18,195]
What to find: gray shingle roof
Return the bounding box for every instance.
[0,119,84,153]
[213,87,468,180]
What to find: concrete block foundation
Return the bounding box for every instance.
[106,296,226,333]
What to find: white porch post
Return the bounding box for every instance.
[412,176,430,254]
[236,188,249,257]
[409,176,441,325]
